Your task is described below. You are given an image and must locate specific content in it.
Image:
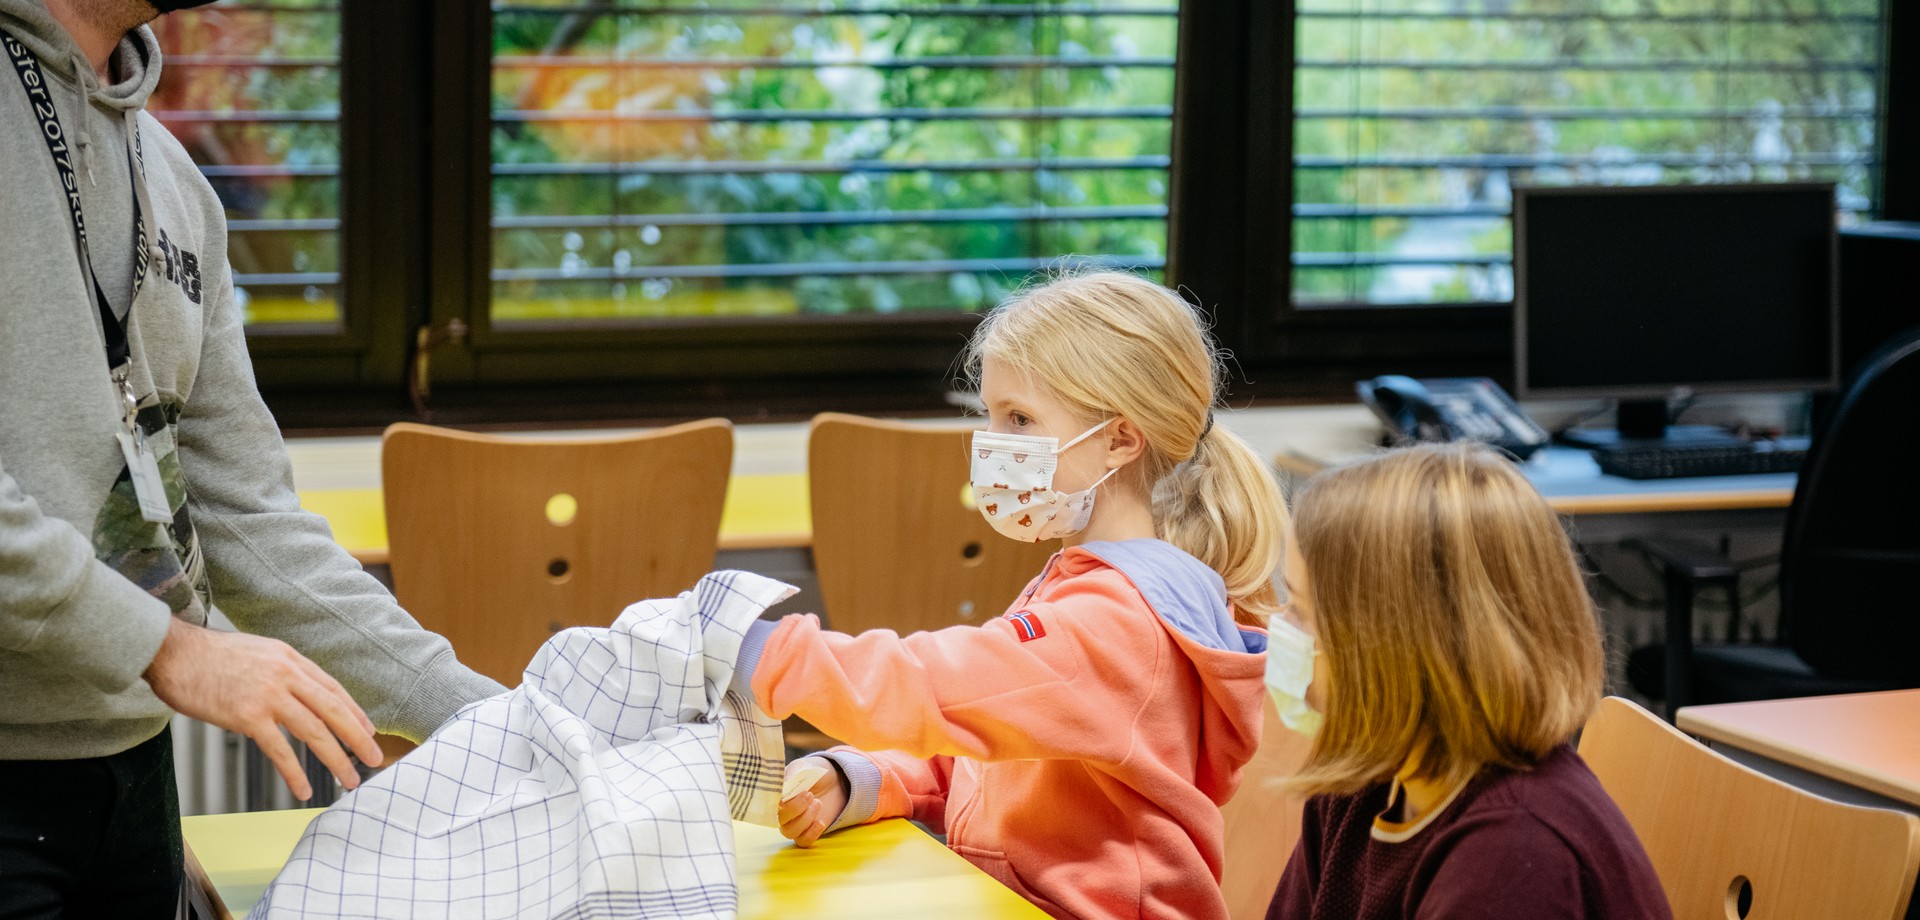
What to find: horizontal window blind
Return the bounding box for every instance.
[1293,0,1884,308]
[489,0,1178,322]
[148,1,342,328]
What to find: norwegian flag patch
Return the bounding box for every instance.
[1006,609,1046,642]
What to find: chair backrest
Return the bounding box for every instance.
[807,413,1055,636]
[1218,696,1312,920]
[1782,325,1920,682]
[1578,696,1920,920]
[382,420,733,685]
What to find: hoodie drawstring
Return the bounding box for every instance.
[69,52,97,186]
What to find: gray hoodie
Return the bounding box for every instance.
[0,0,501,760]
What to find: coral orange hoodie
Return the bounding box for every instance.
[735,539,1269,920]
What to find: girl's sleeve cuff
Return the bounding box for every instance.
[819,749,882,832]
[730,618,779,697]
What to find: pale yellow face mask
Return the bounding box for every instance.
[1266,612,1323,737]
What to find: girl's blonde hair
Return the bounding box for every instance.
[965,270,1286,623]
[1288,442,1604,796]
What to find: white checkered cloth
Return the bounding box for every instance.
[249,571,793,919]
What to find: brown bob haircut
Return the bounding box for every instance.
[1288,442,1605,796]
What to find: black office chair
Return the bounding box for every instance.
[1628,325,1920,716]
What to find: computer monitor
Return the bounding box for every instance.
[1513,182,1839,446]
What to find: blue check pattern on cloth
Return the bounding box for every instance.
[250,571,794,919]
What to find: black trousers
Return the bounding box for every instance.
[0,727,183,919]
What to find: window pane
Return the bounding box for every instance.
[1293,0,1884,308]
[490,1,1178,323]
[148,1,342,328]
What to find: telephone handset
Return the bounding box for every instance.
[1356,375,1550,460]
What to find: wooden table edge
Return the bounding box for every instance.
[1677,707,1920,810]
[347,530,814,567]
[1547,489,1793,515]
[717,530,814,551]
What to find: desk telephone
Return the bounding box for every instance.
[1357,376,1551,461]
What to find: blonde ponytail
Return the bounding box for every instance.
[966,270,1287,624]
[1155,424,1285,623]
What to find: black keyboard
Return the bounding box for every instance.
[1593,438,1810,480]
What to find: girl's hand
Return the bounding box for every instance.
[778,756,848,848]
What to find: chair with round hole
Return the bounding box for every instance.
[381,419,733,687]
[806,413,1057,641]
[1578,696,1920,920]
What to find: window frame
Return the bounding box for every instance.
[410,1,1175,411]
[243,0,1910,427]
[1176,0,1905,402]
[1168,0,1508,401]
[1882,0,1919,221]
[235,0,426,431]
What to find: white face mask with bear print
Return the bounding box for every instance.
[970,420,1119,543]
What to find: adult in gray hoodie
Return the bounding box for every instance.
[0,0,505,914]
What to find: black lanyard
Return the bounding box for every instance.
[2,27,147,380]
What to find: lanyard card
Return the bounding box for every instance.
[115,427,173,524]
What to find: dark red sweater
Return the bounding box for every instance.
[1266,746,1672,920]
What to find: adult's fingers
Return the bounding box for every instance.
[291,676,380,772]
[277,697,361,793]
[293,658,381,767]
[298,656,377,741]
[252,726,313,802]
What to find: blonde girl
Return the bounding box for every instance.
[729,271,1285,920]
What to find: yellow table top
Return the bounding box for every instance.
[182,809,1046,919]
[301,471,812,565]
[732,816,1046,918]
[312,440,1793,568]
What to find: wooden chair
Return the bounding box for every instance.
[1578,696,1920,920]
[807,413,1056,637]
[382,420,733,686]
[1218,695,1311,919]
[181,839,232,919]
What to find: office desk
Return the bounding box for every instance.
[1678,690,1920,812]
[182,809,1045,919]
[1277,445,1796,516]
[1680,691,1920,920]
